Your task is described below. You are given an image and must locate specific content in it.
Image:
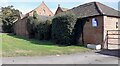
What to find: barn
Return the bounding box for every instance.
[68,2,120,49]
[55,2,120,49]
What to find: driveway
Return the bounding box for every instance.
[2,50,119,64]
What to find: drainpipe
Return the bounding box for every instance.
[101,16,104,49]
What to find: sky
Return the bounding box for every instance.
[0,0,120,14]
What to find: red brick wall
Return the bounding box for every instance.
[55,7,63,15]
[78,15,120,49]
[78,16,103,45]
[14,17,29,37]
[29,2,53,16]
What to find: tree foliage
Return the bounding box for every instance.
[1,5,20,33]
[26,11,52,40]
[37,19,52,40]
[27,16,35,38]
[52,12,77,45]
[27,11,40,38]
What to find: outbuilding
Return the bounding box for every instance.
[69,2,120,49]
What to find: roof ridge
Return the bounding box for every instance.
[94,2,103,15]
[25,1,53,16]
[96,2,118,11]
[96,2,119,14]
[39,1,53,15]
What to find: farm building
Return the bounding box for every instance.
[55,2,120,49]
[68,2,120,49]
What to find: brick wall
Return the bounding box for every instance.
[29,2,53,16]
[80,16,103,45]
[77,15,120,49]
[103,16,119,49]
[55,7,63,15]
[14,18,29,37]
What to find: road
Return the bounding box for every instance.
[2,50,119,64]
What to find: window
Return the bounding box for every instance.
[116,22,118,28]
[92,18,98,27]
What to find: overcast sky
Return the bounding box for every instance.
[0,0,120,14]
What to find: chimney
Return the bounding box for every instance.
[41,1,45,4]
[42,1,44,3]
[58,4,60,7]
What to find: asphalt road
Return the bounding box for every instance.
[2,50,119,64]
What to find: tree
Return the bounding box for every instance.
[43,19,52,40]
[33,11,40,26]
[52,12,77,45]
[26,16,34,38]
[26,11,40,38]
[27,11,52,40]
[1,5,20,33]
[37,19,52,40]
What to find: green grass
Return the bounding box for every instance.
[1,33,90,57]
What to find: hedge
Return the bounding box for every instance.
[26,11,52,40]
[37,19,52,40]
[52,12,77,45]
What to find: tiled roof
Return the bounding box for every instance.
[69,2,120,18]
[38,15,52,22]
[96,2,119,17]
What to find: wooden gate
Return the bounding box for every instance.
[104,30,120,49]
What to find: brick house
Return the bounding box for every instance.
[55,4,69,15]
[14,1,53,37]
[67,2,120,49]
[28,1,53,16]
[55,2,120,49]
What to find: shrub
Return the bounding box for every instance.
[37,23,44,40]
[44,19,52,40]
[37,19,52,40]
[26,11,52,40]
[26,11,40,38]
[26,16,35,38]
[52,12,77,45]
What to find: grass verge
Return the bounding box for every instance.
[1,33,90,57]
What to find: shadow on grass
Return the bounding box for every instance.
[95,49,120,58]
[7,33,86,48]
[7,33,55,46]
